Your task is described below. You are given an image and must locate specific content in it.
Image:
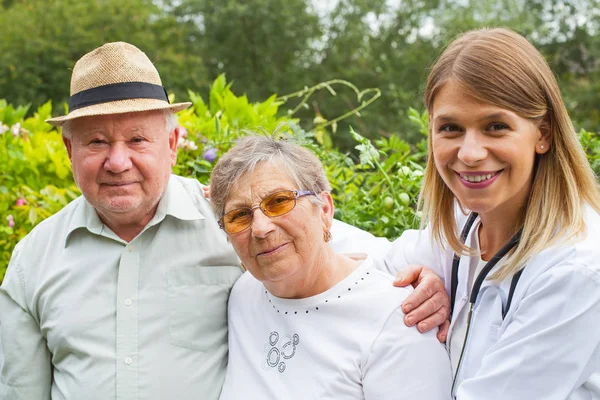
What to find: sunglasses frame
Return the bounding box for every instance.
[218,189,316,234]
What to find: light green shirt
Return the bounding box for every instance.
[0,175,242,400]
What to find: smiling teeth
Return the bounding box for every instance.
[461,173,495,183]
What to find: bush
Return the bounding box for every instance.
[1,76,600,282]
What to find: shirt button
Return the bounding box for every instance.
[125,299,132,306]
[124,357,133,365]
[128,245,136,252]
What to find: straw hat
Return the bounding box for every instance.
[46,42,191,126]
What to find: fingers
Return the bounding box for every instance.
[401,269,446,314]
[437,319,450,343]
[393,264,424,287]
[407,305,450,335]
[404,291,448,327]
[202,185,211,199]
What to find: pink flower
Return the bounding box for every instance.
[179,126,188,138]
[11,123,20,137]
[6,214,14,228]
[178,139,198,151]
[16,198,26,206]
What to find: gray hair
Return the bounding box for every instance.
[210,135,332,218]
[61,109,179,139]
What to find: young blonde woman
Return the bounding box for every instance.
[385,28,600,399]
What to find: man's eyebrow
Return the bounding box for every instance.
[77,128,105,137]
[126,127,145,135]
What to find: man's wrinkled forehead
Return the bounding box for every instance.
[70,110,166,137]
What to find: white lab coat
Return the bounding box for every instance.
[383,205,600,400]
[330,218,394,260]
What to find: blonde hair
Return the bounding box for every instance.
[420,28,600,280]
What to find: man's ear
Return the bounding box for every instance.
[169,126,182,167]
[62,135,73,160]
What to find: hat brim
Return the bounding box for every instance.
[46,98,192,126]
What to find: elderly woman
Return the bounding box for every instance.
[211,136,451,400]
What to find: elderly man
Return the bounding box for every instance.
[0,42,448,400]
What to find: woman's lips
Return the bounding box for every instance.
[456,170,503,189]
[257,242,289,257]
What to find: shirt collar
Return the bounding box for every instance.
[153,174,205,222]
[64,196,106,246]
[64,175,205,247]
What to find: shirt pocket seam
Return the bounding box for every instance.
[166,266,241,352]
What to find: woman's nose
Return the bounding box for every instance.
[250,209,276,238]
[457,131,487,166]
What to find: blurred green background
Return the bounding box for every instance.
[2,0,599,150]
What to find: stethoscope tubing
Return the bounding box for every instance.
[449,212,524,397]
[450,213,523,315]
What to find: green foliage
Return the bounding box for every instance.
[0,0,206,111]
[166,0,322,102]
[172,74,293,183]
[0,100,80,281]
[1,76,600,283]
[579,128,600,177]
[328,126,426,238]
[4,0,600,151]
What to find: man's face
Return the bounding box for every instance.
[63,110,179,228]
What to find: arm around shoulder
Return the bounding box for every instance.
[382,226,445,278]
[329,219,392,259]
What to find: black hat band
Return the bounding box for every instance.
[68,82,170,112]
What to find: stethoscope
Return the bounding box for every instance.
[450,212,524,396]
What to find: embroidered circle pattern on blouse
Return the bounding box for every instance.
[262,332,300,374]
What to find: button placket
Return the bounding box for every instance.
[116,246,140,399]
